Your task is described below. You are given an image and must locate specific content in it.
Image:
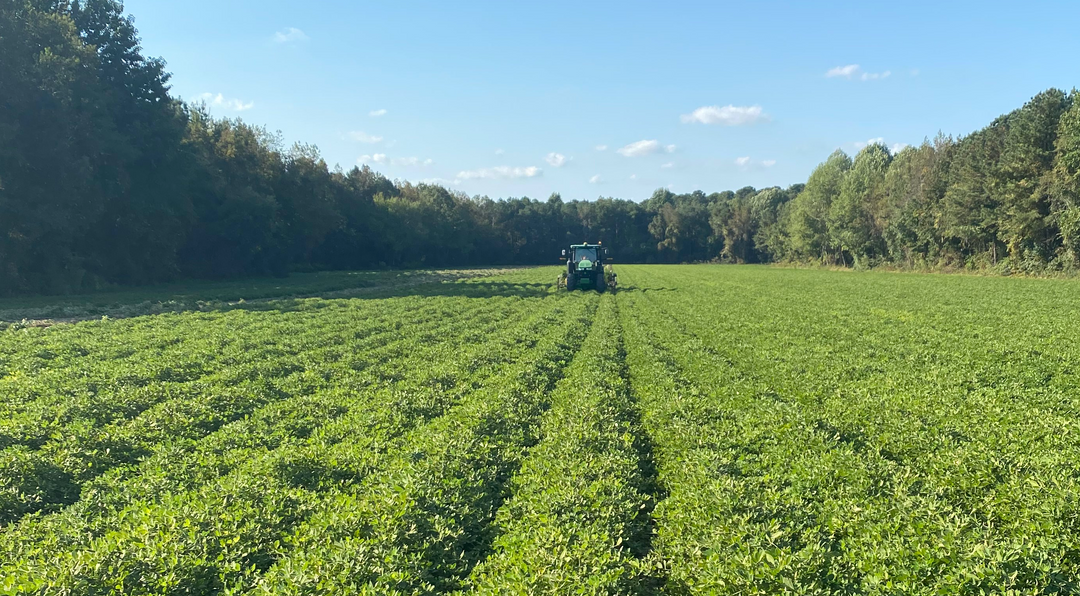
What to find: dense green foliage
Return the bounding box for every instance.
[5,1,1080,297]
[3,265,1080,593]
[619,266,1080,593]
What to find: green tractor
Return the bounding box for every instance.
[557,242,617,292]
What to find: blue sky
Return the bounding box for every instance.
[125,0,1080,201]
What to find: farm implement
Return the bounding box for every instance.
[557,242,617,291]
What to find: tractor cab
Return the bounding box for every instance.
[568,245,600,271]
[559,242,616,291]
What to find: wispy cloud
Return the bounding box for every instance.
[456,166,542,180]
[347,131,383,144]
[595,145,608,151]
[854,137,886,149]
[852,138,908,154]
[358,153,387,164]
[630,174,637,180]
[273,27,308,43]
[618,139,665,157]
[826,64,860,78]
[198,93,254,112]
[826,64,890,81]
[368,109,387,117]
[392,156,433,167]
[680,105,767,126]
[589,175,603,184]
[495,148,505,155]
[358,153,431,167]
[545,152,569,167]
[733,157,776,170]
[660,162,674,169]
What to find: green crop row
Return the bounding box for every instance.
[0,269,510,324]
[617,265,1080,594]
[0,295,447,450]
[1,295,556,589]
[246,294,597,594]
[463,294,659,595]
[0,293,521,552]
[0,295,519,526]
[2,289,595,594]
[6,264,1080,595]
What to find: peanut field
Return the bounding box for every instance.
[2,265,1080,594]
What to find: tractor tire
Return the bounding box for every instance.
[566,273,577,291]
[596,272,606,293]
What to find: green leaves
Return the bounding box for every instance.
[465,296,656,594]
[618,264,1080,594]
[4,266,1080,594]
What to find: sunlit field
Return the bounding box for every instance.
[3,265,1080,594]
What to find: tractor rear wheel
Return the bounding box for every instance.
[566,273,577,291]
[596,272,606,293]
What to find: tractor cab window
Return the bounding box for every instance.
[574,247,598,262]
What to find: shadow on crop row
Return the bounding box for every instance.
[2,281,684,329]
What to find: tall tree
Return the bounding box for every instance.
[994,89,1070,262]
[829,143,891,266]
[880,136,954,266]
[1050,90,1080,266]
[941,123,1007,264]
[787,150,851,263]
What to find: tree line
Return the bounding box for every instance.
[3,1,1080,296]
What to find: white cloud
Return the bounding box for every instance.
[734,156,776,169]
[680,105,767,126]
[595,145,608,151]
[495,148,505,155]
[826,64,890,81]
[198,93,254,112]
[630,174,637,180]
[273,27,308,43]
[861,70,891,81]
[660,162,674,169]
[545,152,569,167]
[456,166,542,180]
[854,137,885,149]
[359,153,430,167]
[347,131,383,144]
[368,109,387,117]
[852,138,907,154]
[589,175,603,184]
[618,139,662,157]
[665,144,677,153]
[826,64,861,78]
[391,156,433,167]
